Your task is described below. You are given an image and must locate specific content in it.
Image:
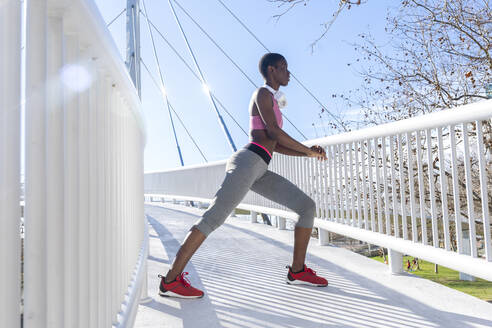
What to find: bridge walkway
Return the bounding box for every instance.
[135,203,492,328]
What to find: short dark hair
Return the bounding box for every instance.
[259,53,285,79]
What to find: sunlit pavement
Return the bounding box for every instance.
[135,203,492,328]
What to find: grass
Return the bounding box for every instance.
[370,255,492,301]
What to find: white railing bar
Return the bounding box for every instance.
[437,127,451,251]
[116,109,125,310]
[26,3,49,323]
[294,154,300,192]
[450,125,464,254]
[0,1,21,327]
[426,128,439,248]
[327,146,334,220]
[389,136,399,238]
[375,138,383,233]
[307,157,314,215]
[367,140,375,232]
[344,144,351,224]
[331,146,337,222]
[88,70,98,328]
[110,93,117,322]
[415,130,427,245]
[337,145,344,223]
[312,158,319,215]
[296,156,302,202]
[316,154,323,218]
[63,34,79,328]
[327,146,333,220]
[46,15,64,327]
[321,149,331,219]
[381,137,391,235]
[104,82,111,327]
[361,141,369,229]
[406,132,418,242]
[462,122,477,257]
[355,142,363,228]
[398,134,408,240]
[476,121,491,261]
[349,143,357,226]
[310,157,316,213]
[78,63,90,328]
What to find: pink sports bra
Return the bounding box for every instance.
[250,93,283,130]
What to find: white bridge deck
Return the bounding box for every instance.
[135,203,492,328]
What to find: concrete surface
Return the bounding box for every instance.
[135,203,492,328]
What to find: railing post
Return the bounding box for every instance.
[77,58,90,328]
[0,0,21,327]
[251,211,258,223]
[46,14,65,328]
[277,217,286,230]
[24,0,48,326]
[459,230,476,281]
[388,249,403,274]
[140,223,152,304]
[63,34,80,328]
[318,228,330,246]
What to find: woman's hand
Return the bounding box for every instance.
[308,145,327,161]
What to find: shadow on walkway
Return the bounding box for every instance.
[141,204,492,328]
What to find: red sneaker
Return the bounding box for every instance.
[158,272,204,299]
[286,265,328,287]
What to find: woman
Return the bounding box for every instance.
[158,53,328,298]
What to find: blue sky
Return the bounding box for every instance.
[94,0,393,171]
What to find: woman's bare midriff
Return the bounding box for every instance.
[250,129,277,154]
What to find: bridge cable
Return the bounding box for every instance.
[171,0,307,140]
[167,0,238,152]
[107,8,126,27]
[142,0,185,166]
[139,12,248,137]
[216,0,347,132]
[141,58,209,162]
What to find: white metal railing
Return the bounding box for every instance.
[1,0,147,327]
[145,99,492,282]
[1,2,22,328]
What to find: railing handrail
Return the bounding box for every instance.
[145,98,492,283]
[57,0,146,143]
[147,99,492,174]
[307,99,492,147]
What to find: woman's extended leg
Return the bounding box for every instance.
[165,227,206,282]
[164,150,268,283]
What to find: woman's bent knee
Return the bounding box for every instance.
[192,212,228,237]
[295,197,316,229]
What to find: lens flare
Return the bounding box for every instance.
[61,64,92,92]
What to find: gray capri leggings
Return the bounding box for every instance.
[192,146,316,237]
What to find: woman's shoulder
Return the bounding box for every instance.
[254,87,273,101]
